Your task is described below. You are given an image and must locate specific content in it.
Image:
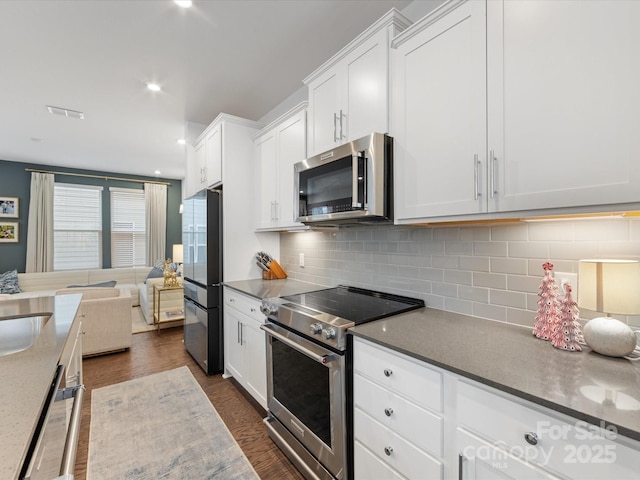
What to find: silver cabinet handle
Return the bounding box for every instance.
[383,368,393,377]
[384,407,393,417]
[340,109,346,139]
[458,454,466,480]
[384,446,393,456]
[490,150,497,198]
[60,385,85,477]
[524,431,538,445]
[473,154,481,200]
[334,112,339,142]
[237,321,241,344]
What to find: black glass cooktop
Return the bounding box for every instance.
[281,285,424,325]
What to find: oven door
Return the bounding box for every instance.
[262,322,346,480]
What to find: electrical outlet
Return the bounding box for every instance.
[555,272,578,298]
[299,253,305,267]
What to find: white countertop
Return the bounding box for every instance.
[0,294,81,480]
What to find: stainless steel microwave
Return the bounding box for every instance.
[294,133,393,225]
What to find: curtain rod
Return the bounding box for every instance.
[24,168,172,186]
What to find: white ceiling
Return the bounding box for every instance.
[0,0,413,180]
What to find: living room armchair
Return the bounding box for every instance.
[56,287,132,356]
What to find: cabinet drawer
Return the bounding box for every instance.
[457,380,640,479]
[354,408,443,480]
[224,289,264,322]
[353,338,442,412]
[354,373,443,457]
[354,441,405,480]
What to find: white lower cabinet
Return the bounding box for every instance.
[223,287,267,410]
[353,337,444,479]
[353,337,640,480]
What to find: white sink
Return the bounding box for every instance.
[0,314,52,356]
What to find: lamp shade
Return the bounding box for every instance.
[578,259,640,314]
[172,244,184,264]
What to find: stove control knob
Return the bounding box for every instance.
[322,328,336,340]
[260,303,277,316]
[310,323,323,335]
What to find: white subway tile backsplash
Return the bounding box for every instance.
[573,219,629,241]
[280,219,640,332]
[528,222,575,241]
[490,289,527,309]
[432,255,459,269]
[507,275,541,294]
[491,224,528,241]
[473,272,507,289]
[445,270,472,286]
[474,241,508,257]
[445,298,473,315]
[432,282,458,298]
[490,257,527,275]
[548,242,599,261]
[459,285,489,303]
[508,242,549,259]
[420,268,444,282]
[473,303,507,323]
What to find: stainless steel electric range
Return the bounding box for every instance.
[260,285,425,480]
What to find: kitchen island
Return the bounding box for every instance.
[0,294,82,480]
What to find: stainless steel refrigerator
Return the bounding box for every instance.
[181,189,223,374]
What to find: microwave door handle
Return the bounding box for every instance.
[352,153,366,209]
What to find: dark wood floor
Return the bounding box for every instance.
[74,326,303,480]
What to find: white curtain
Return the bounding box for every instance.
[25,172,55,272]
[144,183,167,267]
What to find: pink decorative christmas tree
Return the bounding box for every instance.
[551,284,584,351]
[533,262,560,340]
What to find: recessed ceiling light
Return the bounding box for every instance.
[147,83,161,92]
[177,138,186,145]
[174,0,193,8]
[154,170,161,175]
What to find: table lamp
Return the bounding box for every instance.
[578,259,640,357]
[172,244,184,276]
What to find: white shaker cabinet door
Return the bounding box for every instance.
[255,130,278,229]
[307,69,341,155]
[487,0,640,213]
[276,109,306,229]
[392,0,487,221]
[204,122,222,188]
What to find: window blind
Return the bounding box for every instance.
[111,187,146,268]
[53,183,103,270]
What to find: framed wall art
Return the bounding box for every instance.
[0,222,18,243]
[0,197,18,218]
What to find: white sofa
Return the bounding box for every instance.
[56,287,132,356]
[13,267,152,307]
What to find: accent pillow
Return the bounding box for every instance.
[0,269,21,294]
[67,280,117,288]
[145,267,164,284]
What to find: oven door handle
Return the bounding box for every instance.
[261,323,336,365]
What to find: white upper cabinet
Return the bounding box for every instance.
[305,9,412,156]
[487,0,640,213]
[393,0,640,223]
[392,0,487,220]
[255,103,307,231]
[185,122,223,198]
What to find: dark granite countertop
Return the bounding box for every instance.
[0,294,82,480]
[350,307,640,442]
[223,278,329,300]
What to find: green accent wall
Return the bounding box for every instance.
[0,159,182,273]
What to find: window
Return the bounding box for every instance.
[54,183,103,270]
[111,187,146,268]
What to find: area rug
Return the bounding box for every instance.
[87,366,259,480]
[131,307,155,334]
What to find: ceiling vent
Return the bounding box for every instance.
[46,105,85,120]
